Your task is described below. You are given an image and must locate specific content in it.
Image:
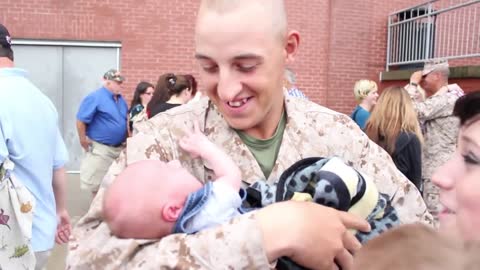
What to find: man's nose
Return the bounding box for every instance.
[217,70,242,101]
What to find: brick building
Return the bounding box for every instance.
[2,0,479,115]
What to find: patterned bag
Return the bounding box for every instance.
[0,158,36,269]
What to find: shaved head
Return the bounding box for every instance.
[194,0,299,138]
[103,160,202,238]
[198,0,288,41]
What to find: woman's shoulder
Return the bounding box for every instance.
[395,132,421,152]
[149,98,210,123]
[397,131,420,142]
[130,103,143,112]
[351,106,369,119]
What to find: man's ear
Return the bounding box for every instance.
[285,30,300,64]
[162,202,183,222]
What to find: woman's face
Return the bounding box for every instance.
[364,89,379,108]
[140,87,154,105]
[433,117,480,241]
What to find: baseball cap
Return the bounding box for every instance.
[0,24,12,49]
[422,59,449,76]
[103,69,125,82]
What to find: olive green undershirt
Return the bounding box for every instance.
[236,110,286,179]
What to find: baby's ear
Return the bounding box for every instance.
[162,202,183,222]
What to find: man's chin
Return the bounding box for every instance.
[225,118,254,131]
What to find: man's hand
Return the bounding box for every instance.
[410,70,423,85]
[179,121,213,159]
[55,208,71,244]
[80,137,91,152]
[257,201,370,270]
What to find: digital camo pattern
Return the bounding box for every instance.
[67,96,432,269]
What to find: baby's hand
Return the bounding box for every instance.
[179,120,213,158]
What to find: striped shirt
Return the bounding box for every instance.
[287,87,308,100]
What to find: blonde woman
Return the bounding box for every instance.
[365,86,424,190]
[350,79,379,129]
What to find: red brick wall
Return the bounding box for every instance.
[322,0,422,113]
[2,0,479,114]
[2,0,200,103]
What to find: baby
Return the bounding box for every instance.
[103,122,243,239]
[103,122,398,242]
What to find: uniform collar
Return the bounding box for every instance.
[202,95,305,186]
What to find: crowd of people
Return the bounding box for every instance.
[353,58,466,225]
[75,70,199,199]
[0,0,479,269]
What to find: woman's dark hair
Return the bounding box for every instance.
[147,73,190,113]
[453,91,480,125]
[182,74,198,96]
[130,81,154,109]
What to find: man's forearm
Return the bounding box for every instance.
[68,205,271,269]
[76,120,87,142]
[52,167,67,212]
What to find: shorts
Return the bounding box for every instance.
[80,141,123,193]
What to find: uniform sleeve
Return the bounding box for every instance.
[53,128,69,169]
[414,96,454,121]
[405,86,454,121]
[331,115,433,225]
[66,127,272,269]
[76,94,97,124]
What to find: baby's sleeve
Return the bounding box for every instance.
[188,181,243,232]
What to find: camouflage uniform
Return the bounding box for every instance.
[406,84,464,221]
[67,96,432,269]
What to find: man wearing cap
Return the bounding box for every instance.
[406,59,464,222]
[0,23,71,269]
[76,69,128,196]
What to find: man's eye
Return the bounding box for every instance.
[237,64,256,72]
[202,65,218,73]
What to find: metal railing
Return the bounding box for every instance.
[386,0,480,70]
